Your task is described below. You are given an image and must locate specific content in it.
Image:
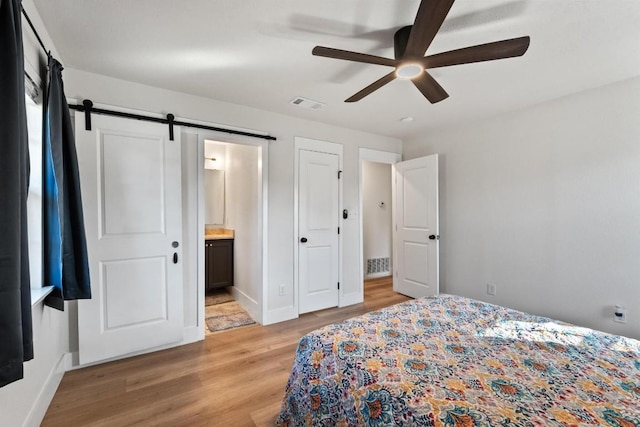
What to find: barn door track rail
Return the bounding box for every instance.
[69,99,276,141]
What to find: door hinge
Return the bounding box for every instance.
[338,170,342,179]
[337,227,340,234]
[337,282,340,290]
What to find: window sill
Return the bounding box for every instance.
[31,286,54,306]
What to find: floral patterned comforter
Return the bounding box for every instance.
[276,294,640,426]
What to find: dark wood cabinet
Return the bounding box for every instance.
[205,239,234,291]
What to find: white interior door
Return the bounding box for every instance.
[393,154,439,298]
[76,113,183,365]
[298,149,340,314]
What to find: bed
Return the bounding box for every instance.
[276,294,640,426]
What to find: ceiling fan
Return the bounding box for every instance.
[312,0,530,103]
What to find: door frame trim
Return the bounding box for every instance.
[195,131,269,328]
[294,137,343,315]
[358,148,402,302]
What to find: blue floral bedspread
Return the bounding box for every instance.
[276,294,640,426]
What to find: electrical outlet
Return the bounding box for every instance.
[614,305,627,324]
[487,283,497,296]
[279,284,286,296]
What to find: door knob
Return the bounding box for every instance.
[300,237,308,243]
[428,234,439,240]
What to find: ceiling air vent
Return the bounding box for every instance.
[289,96,325,110]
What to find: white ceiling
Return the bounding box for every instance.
[33,0,640,140]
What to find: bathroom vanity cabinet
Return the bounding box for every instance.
[205,238,234,290]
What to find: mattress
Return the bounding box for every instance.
[276,294,640,426]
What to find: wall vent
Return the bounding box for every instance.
[366,257,390,275]
[289,96,325,110]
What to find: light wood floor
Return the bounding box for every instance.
[42,277,409,426]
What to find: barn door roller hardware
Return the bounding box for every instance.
[68,99,276,141]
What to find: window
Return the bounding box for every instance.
[25,85,52,303]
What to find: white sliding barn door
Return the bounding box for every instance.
[76,113,184,365]
[393,154,439,298]
[298,149,340,314]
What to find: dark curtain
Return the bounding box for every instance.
[43,57,91,310]
[0,0,34,388]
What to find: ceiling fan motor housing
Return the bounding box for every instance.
[394,25,413,59]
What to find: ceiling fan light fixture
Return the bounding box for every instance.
[311,0,530,103]
[396,63,423,79]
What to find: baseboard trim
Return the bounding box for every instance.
[340,292,363,307]
[365,272,391,279]
[263,306,297,326]
[230,287,261,325]
[24,352,70,427]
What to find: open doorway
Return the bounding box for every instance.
[362,160,393,276]
[358,149,401,301]
[197,136,267,335]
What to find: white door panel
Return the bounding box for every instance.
[299,149,340,314]
[402,167,430,228]
[101,132,166,235]
[77,113,183,365]
[394,154,439,298]
[101,257,167,329]
[306,246,333,292]
[403,241,428,284]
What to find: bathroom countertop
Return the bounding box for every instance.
[205,228,234,240]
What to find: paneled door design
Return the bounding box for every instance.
[393,154,439,298]
[298,149,340,313]
[75,113,183,365]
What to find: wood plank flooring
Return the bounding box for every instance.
[42,277,409,426]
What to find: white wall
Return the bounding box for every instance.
[62,68,402,326]
[404,76,640,340]
[0,2,70,426]
[0,303,70,427]
[224,143,262,320]
[204,140,227,174]
[362,161,392,277]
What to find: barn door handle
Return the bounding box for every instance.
[173,253,178,263]
[428,234,439,240]
[300,237,308,243]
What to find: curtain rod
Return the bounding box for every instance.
[21,6,49,56]
[69,100,276,141]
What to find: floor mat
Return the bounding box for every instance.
[205,288,235,306]
[205,301,255,333]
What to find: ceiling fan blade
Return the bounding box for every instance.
[423,36,530,69]
[404,0,455,58]
[412,71,449,104]
[345,71,397,103]
[312,46,397,67]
